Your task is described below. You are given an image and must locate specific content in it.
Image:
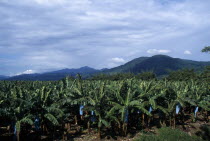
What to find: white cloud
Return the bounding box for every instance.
[0,0,210,75]
[107,62,119,68]
[111,57,125,63]
[184,50,192,55]
[15,70,36,76]
[34,0,66,5]
[147,49,171,54]
[21,50,74,70]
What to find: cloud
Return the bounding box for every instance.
[34,0,66,5]
[111,57,125,63]
[184,50,192,55]
[147,49,171,54]
[0,0,210,75]
[15,69,36,76]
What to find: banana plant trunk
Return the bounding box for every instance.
[75,115,78,125]
[122,122,128,136]
[98,126,101,139]
[81,115,84,120]
[14,122,20,141]
[173,114,176,129]
[17,131,20,141]
[169,115,172,127]
[142,113,145,127]
[163,114,167,127]
[87,121,90,134]
[148,117,151,127]
[42,124,47,134]
[62,131,67,141]
[118,124,121,135]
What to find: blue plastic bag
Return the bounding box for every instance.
[149,106,153,113]
[79,105,84,115]
[34,117,40,130]
[91,111,96,122]
[14,125,16,134]
[194,106,199,117]
[176,104,181,114]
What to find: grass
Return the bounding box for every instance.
[135,127,203,141]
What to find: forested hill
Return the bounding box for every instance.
[104,55,210,75]
[6,66,99,81]
[2,55,210,81]
[0,75,9,80]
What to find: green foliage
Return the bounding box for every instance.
[167,69,198,81]
[201,46,210,53]
[0,75,209,139]
[90,73,135,80]
[135,72,156,80]
[135,127,203,141]
[200,66,210,82]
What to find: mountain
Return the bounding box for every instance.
[2,55,210,81]
[50,66,98,74]
[104,55,210,75]
[0,75,9,80]
[6,66,99,81]
[103,56,149,73]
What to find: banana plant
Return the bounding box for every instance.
[86,80,111,139]
[135,80,165,128]
[108,80,150,136]
[7,86,34,141]
[191,81,210,122]
[32,86,63,135]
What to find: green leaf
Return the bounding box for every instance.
[44,113,59,125]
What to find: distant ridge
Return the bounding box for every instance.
[0,75,9,80]
[3,55,210,81]
[104,55,210,75]
[6,66,99,81]
[50,66,98,74]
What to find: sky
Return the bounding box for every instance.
[0,0,210,76]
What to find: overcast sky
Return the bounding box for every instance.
[0,0,210,76]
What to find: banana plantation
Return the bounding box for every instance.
[0,76,209,140]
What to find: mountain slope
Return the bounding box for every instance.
[105,55,210,75]
[50,66,98,74]
[105,57,149,73]
[0,75,9,80]
[7,66,99,81]
[3,55,210,81]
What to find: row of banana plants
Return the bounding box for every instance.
[0,76,209,140]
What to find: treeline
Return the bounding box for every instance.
[90,66,210,81]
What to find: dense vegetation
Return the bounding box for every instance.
[202,46,210,53]
[91,66,210,81]
[0,73,209,140]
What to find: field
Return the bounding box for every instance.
[0,76,209,141]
